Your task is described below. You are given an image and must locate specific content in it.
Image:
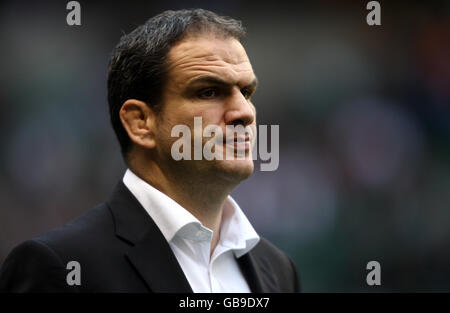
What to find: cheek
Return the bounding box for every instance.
[160,103,193,129]
[155,107,196,148]
[154,110,180,147]
[159,97,226,138]
[194,108,225,126]
[178,107,225,129]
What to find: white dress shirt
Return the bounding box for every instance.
[122,169,260,293]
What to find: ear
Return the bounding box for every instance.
[119,99,156,149]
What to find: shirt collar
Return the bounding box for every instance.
[122,169,260,257]
[219,196,260,258]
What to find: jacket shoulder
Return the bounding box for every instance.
[0,239,76,292]
[0,203,116,292]
[34,203,113,248]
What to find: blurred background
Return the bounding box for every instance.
[0,0,449,292]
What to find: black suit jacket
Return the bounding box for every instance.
[0,182,300,292]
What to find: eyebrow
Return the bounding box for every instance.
[186,76,259,90]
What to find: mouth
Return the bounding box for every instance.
[223,136,251,151]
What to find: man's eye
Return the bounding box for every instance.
[198,88,218,99]
[241,88,252,99]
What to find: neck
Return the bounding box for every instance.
[129,156,237,255]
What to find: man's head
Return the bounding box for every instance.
[107,9,257,187]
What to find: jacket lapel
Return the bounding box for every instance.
[236,248,279,293]
[106,181,193,293]
[126,229,193,292]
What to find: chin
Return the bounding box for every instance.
[215,159,254,182]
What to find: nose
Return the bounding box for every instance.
[224,88,255,127]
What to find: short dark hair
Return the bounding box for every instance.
[107,9,246,160]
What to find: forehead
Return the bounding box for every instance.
[166,34,255,87]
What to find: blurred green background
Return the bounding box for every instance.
[0,0,449,292]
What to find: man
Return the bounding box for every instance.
[0,9,300,293]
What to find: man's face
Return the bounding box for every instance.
[154,33,258,184]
